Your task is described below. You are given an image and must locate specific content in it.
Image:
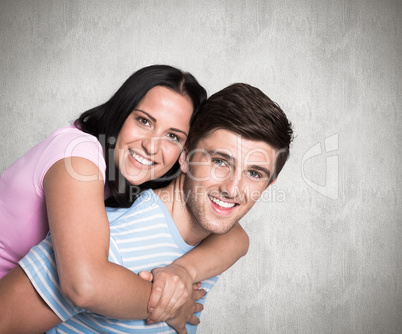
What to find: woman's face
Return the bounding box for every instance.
[114,85,193,185]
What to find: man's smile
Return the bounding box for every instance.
[208,195,237,208]
[207,195,239,216]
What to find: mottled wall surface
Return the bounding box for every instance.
[0,0,401,333]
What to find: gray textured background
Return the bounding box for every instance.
[1,0,401,333]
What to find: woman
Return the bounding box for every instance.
[0,65,249,325]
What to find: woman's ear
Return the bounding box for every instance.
[179,150,188,173]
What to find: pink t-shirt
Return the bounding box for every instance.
[0,125,107,277]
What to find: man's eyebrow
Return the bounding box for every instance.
[250,165,271,179]
[208,150,235,164]
[134,109,188,137]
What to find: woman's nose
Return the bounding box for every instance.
[141,135,161,155]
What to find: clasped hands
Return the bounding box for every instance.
[139,263,205,334]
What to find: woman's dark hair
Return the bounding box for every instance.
[185,83,293,185]
[75,65,207,207]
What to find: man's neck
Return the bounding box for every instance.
[153,175,211,246]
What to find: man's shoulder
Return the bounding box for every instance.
[106,189,165,224]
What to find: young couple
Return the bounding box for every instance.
[0,65,293,333]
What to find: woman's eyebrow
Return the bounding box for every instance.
[170,128,188,137]
[134,109,188,137]
[134,109,156,123]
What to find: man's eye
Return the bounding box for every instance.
[213,159,227,167]
[248,170,262,179]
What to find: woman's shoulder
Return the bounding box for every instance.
[42,124,103,159]
[40,124,106,181]
[18,123,106,190]
[48,124,99,144]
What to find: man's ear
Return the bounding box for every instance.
[179,150,188,173]
[266,178,277,189]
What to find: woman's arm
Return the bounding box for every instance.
[0,266,61,333]
[0,265,204,333]
[44,157,152,319]
[145,222,249,323]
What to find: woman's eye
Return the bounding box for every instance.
[167,133,180,142]
[137,117,150,126]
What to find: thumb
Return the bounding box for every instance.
[139,271,154,282]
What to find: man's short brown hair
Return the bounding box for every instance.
[185,83,293,183]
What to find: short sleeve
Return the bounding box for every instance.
[33,126,106,195]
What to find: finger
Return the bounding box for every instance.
[151,296,178,323]
[151,278,189,322]
[194,302,204,313]
[193,289,206,301]
[138,271,153,282]
[170,323,187,334]
[192,282,202,290]
[155,286,193,323]
[166,283,189,314]
[148,280,169,312]
[148,282,166,314]
[188,314,201,326]
[178,327,187,334]
[148,282,176,322]
[147,268,166,312]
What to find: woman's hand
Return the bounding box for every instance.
[139,264,199,324]
[165,285,205,334]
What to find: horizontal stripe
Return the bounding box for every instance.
[110,214,165,230]
[119,242,179,253]
[20,189,218,334]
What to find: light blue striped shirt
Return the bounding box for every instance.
[19,189,218,333]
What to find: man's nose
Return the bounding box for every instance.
[220,174,242,199]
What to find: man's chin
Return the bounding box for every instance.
[204,223,233,235]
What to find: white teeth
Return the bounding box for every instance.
[209,196,236,209]
[130,151,154,166]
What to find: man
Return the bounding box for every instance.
[0,83,293,333]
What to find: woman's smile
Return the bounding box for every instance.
[129,149,156,167]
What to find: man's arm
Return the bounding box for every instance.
[178,222,249,282]
[145,222,249,323]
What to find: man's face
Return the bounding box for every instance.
[181,129,277,236]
